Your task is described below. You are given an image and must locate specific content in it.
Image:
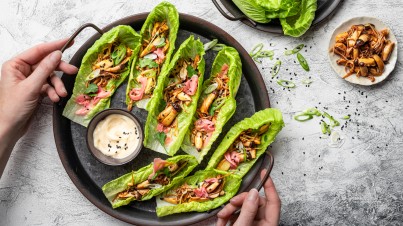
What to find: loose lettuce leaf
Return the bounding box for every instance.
[279,0,317,37]
[156,170,242,217]
[125,1,179,110]
[232,0,271,23]
[181,46,242,162]
[101,155,198,208]
[256,0,301,19]
[144,36,206,156]
[206,108,284,178]
[62,25,141,127]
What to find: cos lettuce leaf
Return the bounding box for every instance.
[144,36,206,156]
[62,25,141,127]
[101,155,198,208]
[279,0,317,37]
[256,0,301,19]
[206,108,284,178]
[232,0,271,23]
[156,170,242,217]
[125,1,179,111]
[181,46,242,162]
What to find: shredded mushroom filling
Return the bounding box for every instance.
[88,42,132,88]
[162,175,226,204]
[331,23,395,82]
[155,56,200,144]
[190,64,230,151]
[114,161,188,201]
[216,124,270,171]
[128,21,170,110]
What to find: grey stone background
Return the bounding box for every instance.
[1,0,402,225]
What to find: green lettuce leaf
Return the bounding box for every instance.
[101,155,198,208]
[62,25,141,127]
[232,0,271,23]
[181,46,242,162]
[279,0,317,37]
[256,0,301,19]
[125,1,179,110]
[156,169,242,217]
[206,108,284,178]
[144,36,206,156]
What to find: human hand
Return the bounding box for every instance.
[0,38,77,141]
[216,169,281,226]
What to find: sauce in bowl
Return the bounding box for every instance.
[93,114,141,159]
[86,109,143,165]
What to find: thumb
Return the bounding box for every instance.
[234,189,259,226]
[26,50,62,91]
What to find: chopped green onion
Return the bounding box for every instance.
[297,53,310,71]
[204,83,218,94]
[323,111,340,127]
[342,115,350,120]
[154,37,166,48]
[303,108,322,116]
[204,39,218,51]
[272,60,281,77]
[294,114,313,122]
[285,44,304,55]
[301,78,313,85]
[212,44,227,51]
[321,121,331,135]
[277,79,296,88]
[250,43,263,57]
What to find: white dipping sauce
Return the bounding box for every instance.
[93,114,140,159]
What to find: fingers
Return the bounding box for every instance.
[233,189,260,226]
[229,192,248,206]
[25,51,62,92]
[260,170,280,206]
[15,38,69,65]
[216,203,239,226]
[57,61,78,74]
[41,84,60,102]
[49,74,68,97]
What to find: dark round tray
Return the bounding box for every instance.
[213,0,343,34]
[53,13,271,226]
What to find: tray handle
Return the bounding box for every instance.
[232,150,274,215]
[211,0,257,26]
[61,23,104,53]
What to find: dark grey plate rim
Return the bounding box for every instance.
[53,13,270,226]
[215,0,344,34]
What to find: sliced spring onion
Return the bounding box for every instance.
[250,43,264,57]
[297,53,310,71]
[153,37,165,47]
[144,53,158,60]
[204,83,218,94]
[277,79,296,88]
[303,108,322,116]
[342,115,350,120]
[294,113,314,122]
[323,111,340,127]
[204,39,218,51]
[212,44,227,51]
[285,44,305,55]
[321,121,331,134]
[301,78,313,85]
[271,60,281,77]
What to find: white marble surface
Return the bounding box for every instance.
[1,0,403,225]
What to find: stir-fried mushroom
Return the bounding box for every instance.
[162,175,226,204]
[157,57,200,131]
[216,124,270,171]
[331,23,395,82]
[113,160,188,202]
[190,64,230,151]
[127,21,170,110]
[86,42,132,88]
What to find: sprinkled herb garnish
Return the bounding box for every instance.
[272,60,281,78]
[284,44,304,55]
[277,79,296,88]
[297,53,309,71]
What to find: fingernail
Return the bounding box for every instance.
[50,51,62,63]
[247,189,258,201]
[61,87,67,95]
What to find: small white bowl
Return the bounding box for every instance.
[328,17,398,86]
